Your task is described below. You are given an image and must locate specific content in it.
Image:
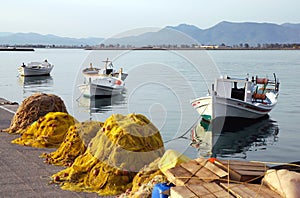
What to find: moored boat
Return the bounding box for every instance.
[191,74,280,121]
[18,60,54,76]
[79,58,127,97]
[78,75,125,97]
[82,58,128,81]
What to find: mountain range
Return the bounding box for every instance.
[0,32,104,46]
[1,21,300,46]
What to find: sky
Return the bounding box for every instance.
[1,0,300,38]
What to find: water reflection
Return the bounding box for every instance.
[18,75,53,94]
[77,93,126,114]
[190,116,279,159]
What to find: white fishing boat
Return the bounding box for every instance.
[18,60,53,76]
[78,75,125,97]
[82,58,128,81]
[191,74,280,121]
[79,58,127,97]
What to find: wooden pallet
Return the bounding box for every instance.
[220,183,282,198]
[164,158,228,186]
[165,158,230,197]
[171,182,234,198]
[215,160,269,182]
[164,158,280,197]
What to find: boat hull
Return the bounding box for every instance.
[90,84,124,96]
[79,78,125,97]
[214,96,275,119]
[191,95,276,120]
[83,73,128,81]
[18,66,53,76]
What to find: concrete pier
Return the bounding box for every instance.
[0,98,100,197]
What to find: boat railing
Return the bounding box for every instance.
[255,73,279,92]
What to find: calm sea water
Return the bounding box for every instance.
[0,49,299,164]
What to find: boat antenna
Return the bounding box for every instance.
[273,73,280,91]
[103,58,111,69]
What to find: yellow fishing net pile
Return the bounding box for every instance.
[118,150,191,197]
[3,93,68,134]
[41,121,103,166]
[52,113,165,196]
[127,157,167,197]
[12,112,76,148]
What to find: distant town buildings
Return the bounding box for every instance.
[1,43,300,50]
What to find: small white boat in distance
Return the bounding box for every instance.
[18,60,53,76]
[78,74,125,97]
[191,74,280,121]
[82,58,128,81]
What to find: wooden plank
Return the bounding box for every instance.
[202,183,235,198]
[185,177,204,186]
[186,183,216,198]
[214,161,242,181]
[195,159,224,175]
[234,170,265,182]
[195,166,219,182]
[220,183,282,198]
[220,183,253,198]
[229,164,268,172]
[195,157,207,166]
[204,161,228,178]
[218,160,267,168]
[188,158,227,180]
[180,160,203,175]
[181,160,216,181]
[214,160,268,182]
[236,170,265,177]
[165,165,193,186]
[236,184,259,197]
[170,186,197,198]
[184,177,203,185]
[246,183,282,198]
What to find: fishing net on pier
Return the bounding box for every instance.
[4,93,68,134]
[122,150,190,197]
[125,157,167,197]
[41,121,103,166]
[11,112,76,148]
[52,113,165,196]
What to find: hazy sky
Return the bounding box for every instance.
[1,0,300,38]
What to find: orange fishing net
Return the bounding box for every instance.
[3,93,68,134]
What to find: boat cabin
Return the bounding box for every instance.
[213,76,254,102]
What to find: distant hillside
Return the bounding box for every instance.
[103,28,197,47]
[104,21,300,46]
[0,32,104,46]
[1,21,300,46]
[168,21,300,46]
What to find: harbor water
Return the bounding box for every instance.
[0,49,299,164]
